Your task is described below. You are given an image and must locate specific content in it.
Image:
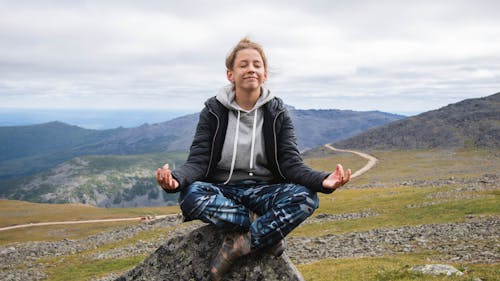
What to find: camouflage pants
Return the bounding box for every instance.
[179,180,319,250]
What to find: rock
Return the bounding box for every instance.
[411,264,464,276]
[115,225,304,281]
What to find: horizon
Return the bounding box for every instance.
[2,90,495,129]
[0,103,422,130]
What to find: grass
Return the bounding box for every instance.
[357,148,498,186]
[292,186,498,238]
[39,222,196,281]
[297,254,500,281]
[294,148,500,280]
[305,148,499,187]
[45,255,147,281]
[304,151,367,176]
[0,221,137,245]
[28,220,179,281]
[293,148,499,237]
[0,199,181,227]
[0,199,181,245]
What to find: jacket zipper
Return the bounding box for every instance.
[205,108,220,178]
[273,109,286,180]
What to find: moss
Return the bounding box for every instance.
[47,256,146,281]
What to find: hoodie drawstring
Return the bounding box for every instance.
[224,110,241,185]
[249,109,257,176]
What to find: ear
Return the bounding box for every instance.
[263,69,268,82]
[226,69,234,83]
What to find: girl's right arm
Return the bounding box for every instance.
[169,106,216,191]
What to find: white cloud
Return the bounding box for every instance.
[0,0,499,115]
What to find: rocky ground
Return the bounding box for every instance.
[0,175,498,281]
[288,215,499,265]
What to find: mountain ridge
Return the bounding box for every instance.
[0,108,402,180]
[334,93,500,150]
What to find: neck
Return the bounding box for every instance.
[235,88,261,111]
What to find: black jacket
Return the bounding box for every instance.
[170,96,332,193]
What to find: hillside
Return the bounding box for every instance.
[0,151,187,207]
[334,93,500,150]
[0,114,198,180]
[0,122,117,178]
[0,108,402,180]
[290,109,401,149]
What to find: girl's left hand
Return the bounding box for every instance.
[322,164,351,190]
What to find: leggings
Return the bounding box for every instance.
[179,180,319,250]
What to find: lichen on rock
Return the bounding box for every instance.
[115,224,304,281]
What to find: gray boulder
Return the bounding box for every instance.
[115,224,304,281]
[411,264,464,276]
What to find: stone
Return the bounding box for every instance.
[411,264,464,276]
[115,225,305,281]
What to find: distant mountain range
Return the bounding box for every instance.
[0,106,402,206]
[0,107,403,180]
[334,93,500,150]
[2,93,497,207]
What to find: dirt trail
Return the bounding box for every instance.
[324,144,378,179]
[0,215,171,232]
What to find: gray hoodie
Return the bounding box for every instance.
[212,85,275,184]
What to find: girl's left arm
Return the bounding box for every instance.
[276,109,334,193]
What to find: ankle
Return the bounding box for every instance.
[233,232,252,256]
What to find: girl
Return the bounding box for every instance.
[157,37,351,280]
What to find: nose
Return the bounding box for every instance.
[247,64,257,72]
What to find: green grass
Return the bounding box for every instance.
[0,199,181,226]
[293,185,498,238]
[0,221,139,245]
[294,148,500,280]
[0,199,181,245]
[306,148,499,186]
[304,151,367,175]
[38,222,198,280]
[297,254,500,281]
[46,255,147,281]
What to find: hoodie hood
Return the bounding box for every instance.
[216,84,274,112]
[213,85,275,184]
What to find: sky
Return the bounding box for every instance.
[1,0,499,116]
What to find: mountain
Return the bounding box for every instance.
[290,109,402,149]
[0,108,402,180]
[0,121,119,179]
[333,93,500,150]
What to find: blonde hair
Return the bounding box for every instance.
[225,37,268,71]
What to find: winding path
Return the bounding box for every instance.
[0,215,171,232]
[324,144,378,179]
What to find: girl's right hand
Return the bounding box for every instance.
[156,163,179,190]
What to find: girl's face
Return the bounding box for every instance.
[227,48,267,93]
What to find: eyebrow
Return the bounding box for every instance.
[238,59,262,64]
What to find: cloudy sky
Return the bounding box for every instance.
[1,0,499,115]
